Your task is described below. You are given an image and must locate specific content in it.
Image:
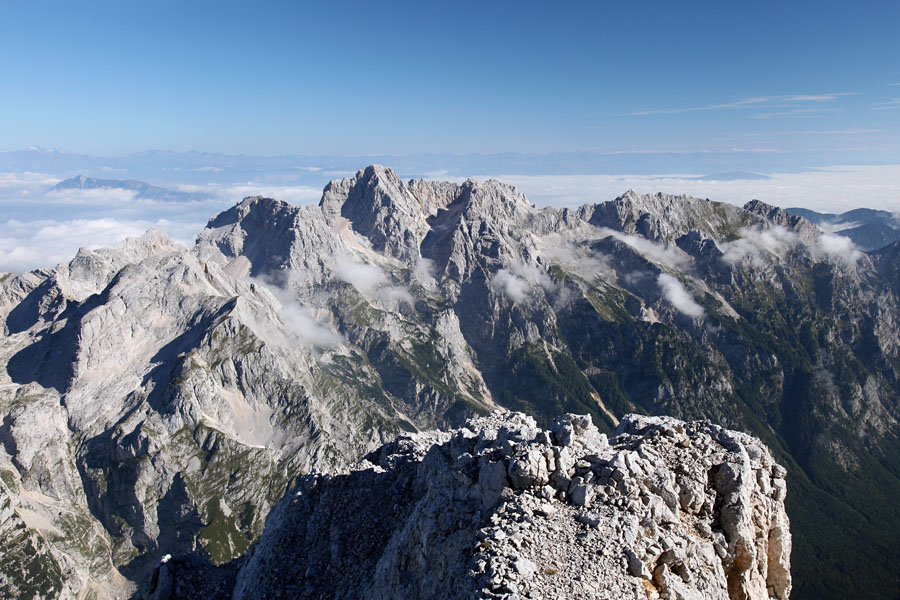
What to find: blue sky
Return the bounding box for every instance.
[1,0,898,157]
[2,1,900,272]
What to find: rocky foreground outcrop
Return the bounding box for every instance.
[144,411,791,600]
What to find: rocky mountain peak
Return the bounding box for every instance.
[457,177,534,216]
[206,195,294,230]
[144,411,791,600]
[743,199,813,232]
[198,196,303,277]
[112,227,177,260]
[583,189,749,243]
[314,166,536,264]
[318,165,434,259]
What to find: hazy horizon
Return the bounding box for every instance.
[2,151,899,273]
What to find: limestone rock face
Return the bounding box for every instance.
[144,411,791,600]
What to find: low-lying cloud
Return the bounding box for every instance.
[0,171,329,273]
[491,269,531,304]
[718,225,862,267]
[334,256,413,306]
[247,275,343,349]
[718,226,800,266]
[598,228,692,269]
[657,273,705,318]
[413,257,437,286]
[817,233,863,265]
[491,263,557,305]
[541,240,611,282]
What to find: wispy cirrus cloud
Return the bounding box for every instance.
[736,128,882,136]
[750,107,839,119]
[872,98,900,110]
[623,92,857,117]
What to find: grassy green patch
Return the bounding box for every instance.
[0,469,17,490]
[198,498,252,565]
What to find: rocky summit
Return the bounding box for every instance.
[1,165,899,598]
[142,411,791,600]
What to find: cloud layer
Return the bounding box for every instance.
[0,175,323,273]
[492,165,900,214]
[0,217,200,273]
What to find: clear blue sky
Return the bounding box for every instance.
[1,0,898,158]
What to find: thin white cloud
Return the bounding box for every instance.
[625,93,856,116]
[750,107,839,119]
[871,98,900,110]
[738,129,881,136]
[657,273,705,318]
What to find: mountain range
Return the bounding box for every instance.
[2,165,899,598]
[52,175,215,203]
